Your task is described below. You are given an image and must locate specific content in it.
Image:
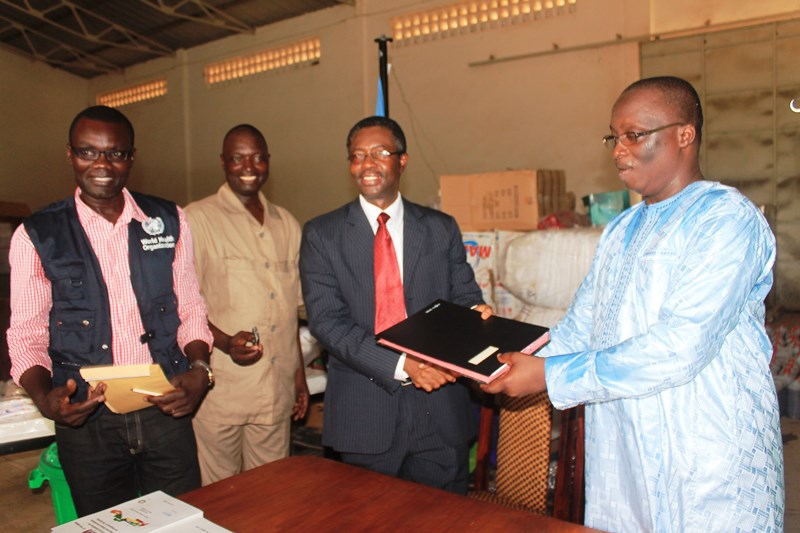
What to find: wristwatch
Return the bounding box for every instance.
[190,359,215,388]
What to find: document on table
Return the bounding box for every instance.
[52,490,232,532]
[80,364,175,414]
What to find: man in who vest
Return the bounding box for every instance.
[7,105,214,516]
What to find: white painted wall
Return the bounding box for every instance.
[650,0,800,34]
[1,0,798,222]
[0,49,87,211]
[88,0,648,223]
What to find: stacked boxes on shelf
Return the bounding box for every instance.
[441,169,573,233]
[443,169,591,325]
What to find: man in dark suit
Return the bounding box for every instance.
[299,116,490,494]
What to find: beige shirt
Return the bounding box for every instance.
[185,183,301,425]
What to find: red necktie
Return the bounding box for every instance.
[374,212,406,333]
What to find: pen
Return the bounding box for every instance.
[131,388,164,396]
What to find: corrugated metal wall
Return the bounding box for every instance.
[642,19,800,311]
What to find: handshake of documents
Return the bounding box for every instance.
[376,299,550,383]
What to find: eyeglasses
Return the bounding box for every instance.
[226,153,269,165]
[70,145,134,162]
[602,122,684,150]
[348,148,403,163]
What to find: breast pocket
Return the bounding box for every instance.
[204,257,267,309]
[49,260,88,303]
[150,295,180,337]
[636,249,679,310]
[50,308,99,363]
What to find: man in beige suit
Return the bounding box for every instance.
[185,124,308,485]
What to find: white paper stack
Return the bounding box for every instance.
[53,490,231,532]
[0,396,54,444]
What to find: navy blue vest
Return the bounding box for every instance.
[24,192,188,402]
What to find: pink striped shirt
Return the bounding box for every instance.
[7,188,213,383]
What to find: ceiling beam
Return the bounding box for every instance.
[137,0,254,34]
[0,0,172,56]
[0,15,120,75]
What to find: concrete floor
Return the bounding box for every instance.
[0,446,58,531]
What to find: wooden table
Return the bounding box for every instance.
[180,455,599,532]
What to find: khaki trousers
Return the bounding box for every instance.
[192,417,291,486]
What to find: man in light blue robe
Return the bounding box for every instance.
[485,76,783,532]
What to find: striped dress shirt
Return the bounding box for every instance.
[7,187,213,383]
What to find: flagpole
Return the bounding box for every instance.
[374,35,393,117]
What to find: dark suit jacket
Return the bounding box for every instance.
[300,198,484,454]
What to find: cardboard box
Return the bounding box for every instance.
[441,170,565,231]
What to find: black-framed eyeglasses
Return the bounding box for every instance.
[70,145,134,162]
[347,148,403,163]
[226,153,269,165]
[602,122,684,150]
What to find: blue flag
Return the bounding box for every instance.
[375,76,385,117]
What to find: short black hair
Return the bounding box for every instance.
[622,76,704,143]
[223,124,267,149]
[68,105,135,146]
[346,116,406,154]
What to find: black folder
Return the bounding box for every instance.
[376,299,550,383]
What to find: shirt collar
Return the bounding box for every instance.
[359,192,403,226]
[75,187,145,227]
[217,182,272,225]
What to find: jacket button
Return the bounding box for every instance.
[101,344,109,350]
[82,319,90,326]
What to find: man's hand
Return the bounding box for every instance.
[48,380,106,427]
[473,304,493,320]
[20,367,105,427]
[404,356,456,392]
[292,367,310,421]
[147,366,209,418]
[227,330,263,366]
[210,322,262,366]
[480,352,547,397]
[147,339,211,418]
